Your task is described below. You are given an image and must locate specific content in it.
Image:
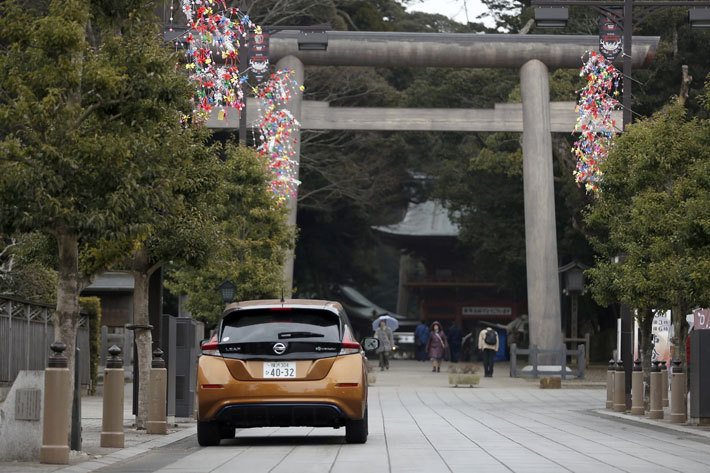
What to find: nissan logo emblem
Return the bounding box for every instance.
[273,343,286,355]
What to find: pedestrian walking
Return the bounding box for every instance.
[448,322,463,363]
[374,320,394,371]
[425,321,448,372]
[414,320,429,361]
[478,327,499,377]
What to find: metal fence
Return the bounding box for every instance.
[0,295,90,387]
[509,343,586,379]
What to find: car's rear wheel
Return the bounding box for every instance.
[345,406,368,444]
[197,421,221,446]
[219,424,236,440]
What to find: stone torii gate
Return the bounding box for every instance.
[209,31,658,360]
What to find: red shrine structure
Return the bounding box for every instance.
[373,200,521,333]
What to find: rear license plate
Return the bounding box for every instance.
[263,362,296,378]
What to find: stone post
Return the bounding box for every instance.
[648,361,663,419]
[660,360,669,407]
[101,345,125,448]
[613,361,626,412]
[670,359,687,424]
[147,349,167,434]
[40,342,71,464]
[606,359,615,409]
[520,59,562,364]
[631,359,644,415]
[276,55,305,295]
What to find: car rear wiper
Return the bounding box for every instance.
[278,331,325,339]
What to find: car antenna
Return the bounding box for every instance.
[280,288,285,305]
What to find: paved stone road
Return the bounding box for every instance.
[94,361,710,473]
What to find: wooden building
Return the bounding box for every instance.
[373,201,520,334]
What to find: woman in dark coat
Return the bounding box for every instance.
[425,321,448,372]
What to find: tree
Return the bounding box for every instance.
[0,233,57,303]
[165,145,292,326]
[585,94,710,367]
[0,0,205,412]
[124,125,219,428]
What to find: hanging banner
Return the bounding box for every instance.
[599,8,623,61]
[651,310,672,362]
[249,32,270,82]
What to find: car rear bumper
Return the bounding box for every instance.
[214,402,347,428]
[197,354,367,423]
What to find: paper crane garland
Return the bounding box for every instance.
[179,0,303,204]
[572,51,622,195]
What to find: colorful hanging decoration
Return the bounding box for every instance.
[181,0,258,122]
[572,51,621,195]
[179,1,304,204]
[253,70,305,205]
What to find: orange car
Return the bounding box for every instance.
[196,299,379,446]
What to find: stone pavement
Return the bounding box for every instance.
[68,360,710,473]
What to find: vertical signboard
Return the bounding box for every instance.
[694,308,710,330]
[249,32,270,82]
[652,310,672,362]
[599,8,623,61]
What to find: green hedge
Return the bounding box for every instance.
[80,297,101,395]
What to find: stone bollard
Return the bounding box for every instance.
[660,360,669,408]
[648,360,663,419]
[40,342,71,464]
[631,359,644,415]
[606,359,615,409]
[101,345,125,448]
[670,359,687,424]
[613,361,626,412]
[147,348,168,434]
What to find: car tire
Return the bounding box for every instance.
[219,424,236,440]
[197,421,221,447]
[345,407,368,444]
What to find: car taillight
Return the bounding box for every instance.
[339,327,361,355]
[201,334,220,357]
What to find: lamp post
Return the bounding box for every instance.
[559,261,589,343]
[610,253,632,410]
[533,1,710,131]
[217,279,237,305]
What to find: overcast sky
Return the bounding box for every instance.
[404,0,495,27]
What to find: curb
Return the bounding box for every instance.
[56,425,197,473]
[591,409,710,439]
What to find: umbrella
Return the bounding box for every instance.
[372,315,399,331]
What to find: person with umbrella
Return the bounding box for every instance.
[425,321,448,372]
[372,315,397,371]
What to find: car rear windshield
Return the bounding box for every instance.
[220,308,341,344]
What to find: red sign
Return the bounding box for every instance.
[599,8,623,61]
[694,308,710,330]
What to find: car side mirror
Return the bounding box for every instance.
[362,337,379,352]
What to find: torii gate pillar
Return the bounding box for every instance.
[520,59,561,361]
[276,55,304,294]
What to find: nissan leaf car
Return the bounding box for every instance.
[196,299,378,446]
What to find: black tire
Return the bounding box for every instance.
[219,424,236,440]
[197,421,221,447]
[345,407,368,444]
